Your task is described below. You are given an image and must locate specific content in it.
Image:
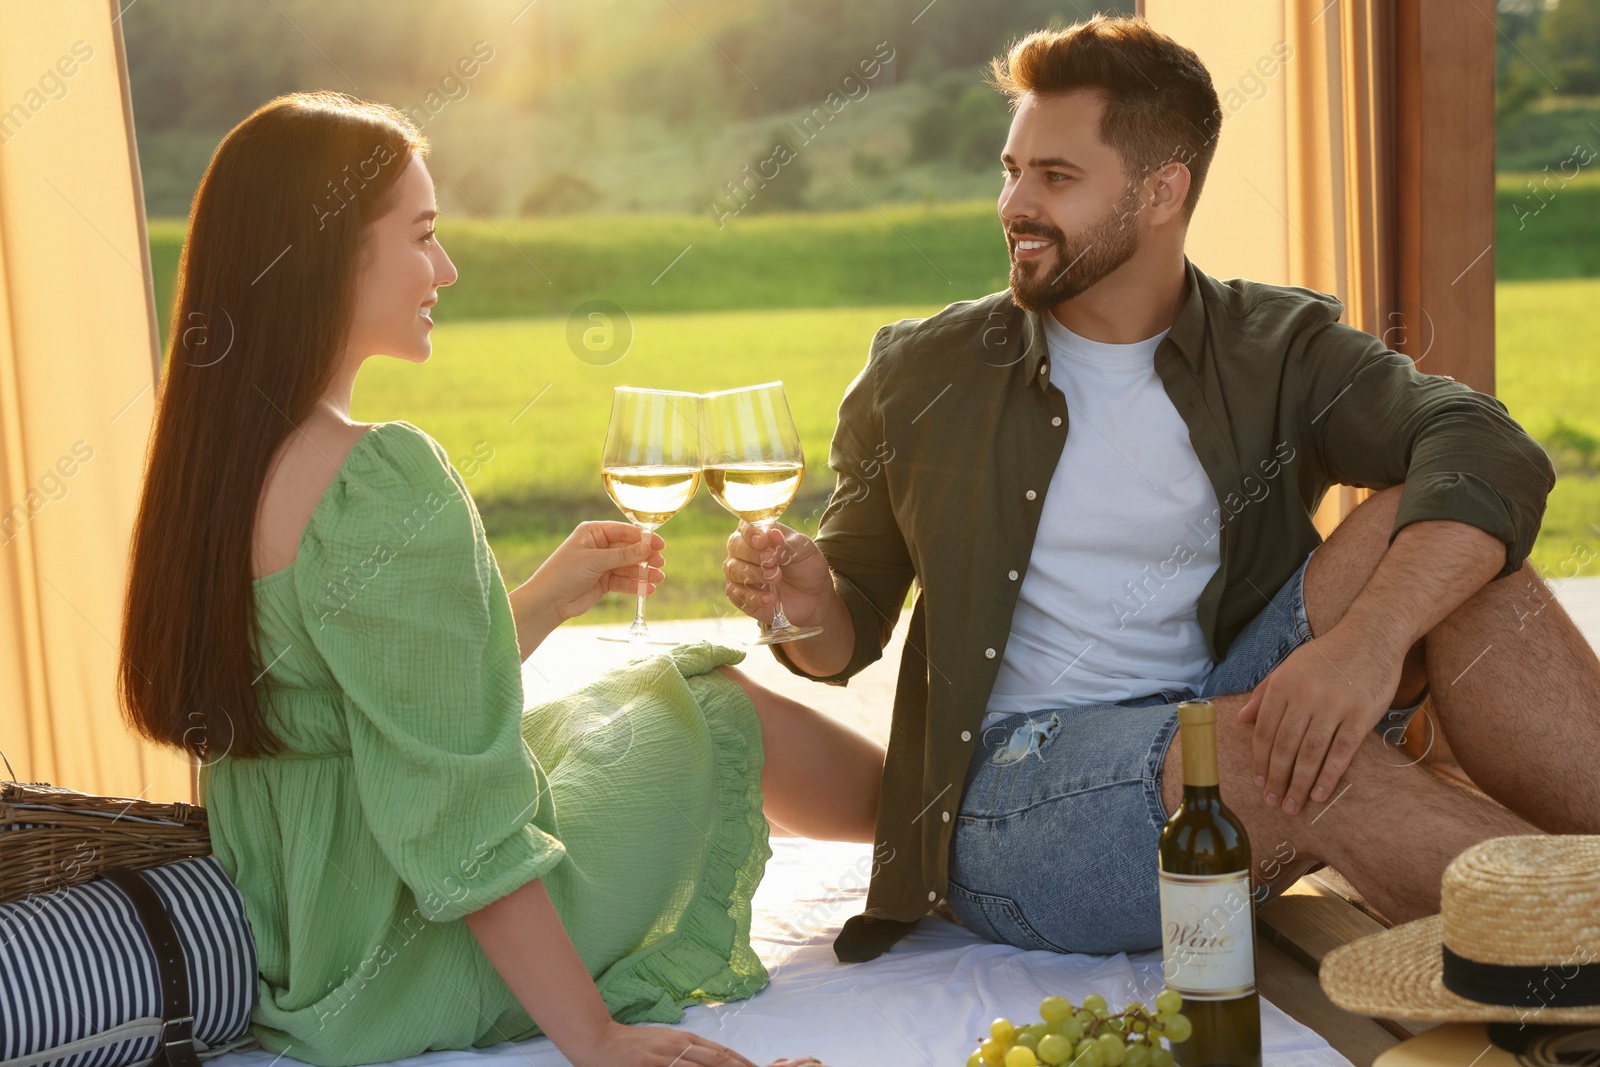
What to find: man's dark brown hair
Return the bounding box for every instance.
[989,15,1222,220]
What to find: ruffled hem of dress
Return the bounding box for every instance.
[595,639,772,1022]
[480,639,772,1042]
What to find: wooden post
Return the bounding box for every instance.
[1312,0,1495,541]
[1389,0,1496,763]
[1392,0,1498,395]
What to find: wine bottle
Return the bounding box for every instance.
[1158,699,1262,1067]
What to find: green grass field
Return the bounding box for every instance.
[147,202,1009,339]
[1496,276,1600,579]
[1495,171,1600,281]
[148,180,1593,341]
[146,198,1598,619]
[334,281,1599,623]
[349,305,941,621]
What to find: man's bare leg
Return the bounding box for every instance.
[1303,486,1600,834]
[1158,692,1536,923]
[1422,561,1600,833]
[1157,484,1598,923]
[715,664,885,843]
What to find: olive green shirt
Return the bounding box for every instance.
[774,255,1554,963]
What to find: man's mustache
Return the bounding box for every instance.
[1006,223,1065,243]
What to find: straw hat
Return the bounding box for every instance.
[1320,835,1600,1024]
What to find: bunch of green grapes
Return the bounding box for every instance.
[962,990,1192,1067]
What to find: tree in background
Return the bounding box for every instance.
[519,172,602,216]
[1542,0,1600,94]
[910,73,1012,172]
[119,0,1139,218]
[742,127,812,213]
[1497,0,1554,124]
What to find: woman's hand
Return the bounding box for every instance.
[569,1021,759,1067]
[509,521,664,656]
[537,520,665,623]
[465,881,760,1067]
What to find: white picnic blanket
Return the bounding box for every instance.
[208,837,1350,1067]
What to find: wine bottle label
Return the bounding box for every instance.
[1158,869,1257,1000]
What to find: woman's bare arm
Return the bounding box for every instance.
[462,878,760,1067]
[463,879,609,1049]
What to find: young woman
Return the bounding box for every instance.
[118,91,883,1067]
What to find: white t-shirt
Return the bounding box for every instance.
[982,312,1222,728]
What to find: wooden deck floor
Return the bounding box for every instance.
[1257,868,1433,1061]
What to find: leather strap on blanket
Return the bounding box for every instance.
[98,869,202,1067]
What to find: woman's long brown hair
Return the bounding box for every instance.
[120,92,428,761]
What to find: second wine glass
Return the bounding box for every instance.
[701,382,823,646]
[600,387,702,644]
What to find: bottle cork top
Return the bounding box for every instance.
[1175,699,1220,788]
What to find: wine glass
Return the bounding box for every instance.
[599,387,702,644]
[701,382,824,645]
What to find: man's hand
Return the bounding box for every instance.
[724,521,859,679]
[723,521,834,628]
[1237,516,1504,816]
[1236,622,1406,815]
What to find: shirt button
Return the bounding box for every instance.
[942,811,951,823]
[961,730,972,742]
[1025,489,1037,501]
[1008,569,1019,581]
[1038,363,1048,376]
[1052,416,1063,427]
[984,647,996,659]
[928,890,938,901]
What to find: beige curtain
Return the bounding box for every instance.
[0,1,189,801]
[1142,0,1398,535]
[1286,0,1395,529]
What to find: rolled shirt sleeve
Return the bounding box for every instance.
[1296,321,1555,578]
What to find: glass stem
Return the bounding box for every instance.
[627,524,652,638]
[633,559,649,626]
[763,523,791,634]
[769,588,792,633]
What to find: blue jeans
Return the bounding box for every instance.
[945,547,1424,955]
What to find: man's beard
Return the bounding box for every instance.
[1007,185,1143,313]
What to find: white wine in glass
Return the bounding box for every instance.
[701,382,823,645]
[600,387,702,643]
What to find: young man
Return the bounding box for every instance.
[723,15,1600,964]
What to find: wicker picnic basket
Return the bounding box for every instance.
[0,775,212,906]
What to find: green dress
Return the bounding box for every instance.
[198,420,771,1067]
